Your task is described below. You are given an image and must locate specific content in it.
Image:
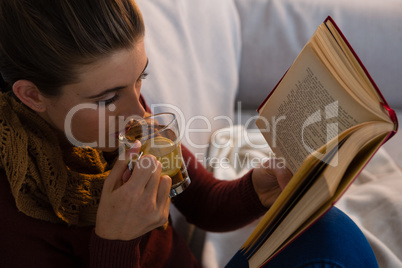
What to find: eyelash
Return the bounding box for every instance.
[102,94,120,106]
[138,72,148,82]
[98,72,148,106]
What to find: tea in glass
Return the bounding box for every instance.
[119,113,190,197]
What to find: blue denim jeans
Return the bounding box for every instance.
[264,207,378,268]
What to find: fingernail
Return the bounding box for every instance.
[130,140,141,149]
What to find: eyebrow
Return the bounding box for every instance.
[87,58,149,99]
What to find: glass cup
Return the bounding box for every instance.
[118,112,191,198]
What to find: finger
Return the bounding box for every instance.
[265,158,292,190]
[157,175,172,207]
[104,140,141,192]
[122,167,132,183]
[278,169,292,190]
[259,158,292,190]
[262,158,289,175]
[127,155,159,193]
[143,158,162,199]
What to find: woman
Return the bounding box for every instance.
[0,0,378,267]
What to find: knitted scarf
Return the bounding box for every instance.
[0,92,116,226]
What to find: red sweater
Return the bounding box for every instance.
[0,145,267,267]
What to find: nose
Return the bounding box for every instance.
[136,103,146,118]
[121,90,146,119]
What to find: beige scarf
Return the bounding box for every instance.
[0,92,116,226]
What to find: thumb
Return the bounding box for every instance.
[270,159,292,190]
[104,140,142,192]
[277,169,292,190]
[263,158,292,190]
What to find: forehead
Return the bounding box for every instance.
[64,40,147,98]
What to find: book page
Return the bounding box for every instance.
[311,25,390,122]
[256,45,384,174]
[324,21,382,104]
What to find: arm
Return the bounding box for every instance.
[173,146,291,232]
[172,146,262,232]
[89,230,142,268]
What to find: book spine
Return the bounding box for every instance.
[380,102,399,135]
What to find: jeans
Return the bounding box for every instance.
[264,207,378,268]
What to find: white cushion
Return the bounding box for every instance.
[137,0,241,157]
[235,0,402,110]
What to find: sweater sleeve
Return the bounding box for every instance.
[89,229,142,268]
[172,146,268,232]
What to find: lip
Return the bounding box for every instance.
[113,129,125,139]
[110,126,124,138]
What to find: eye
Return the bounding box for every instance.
[98,94,120,106]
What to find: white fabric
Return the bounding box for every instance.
[203,126,270,267]
[234,0,402,110]
[203,126,402,268]
[336,150,402,268]
[206,125,275,180]
[137,0,241,157]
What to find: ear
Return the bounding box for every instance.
[12,80,47,112]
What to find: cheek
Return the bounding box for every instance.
[66,108,101,145]
[66,108,121,149]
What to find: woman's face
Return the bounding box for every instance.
[40,39,148,151]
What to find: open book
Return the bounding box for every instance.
[226,16,398,268]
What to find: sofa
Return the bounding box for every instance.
[136,0,402,267]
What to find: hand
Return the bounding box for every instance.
[251,158,292,208]
[95,141,172,240]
